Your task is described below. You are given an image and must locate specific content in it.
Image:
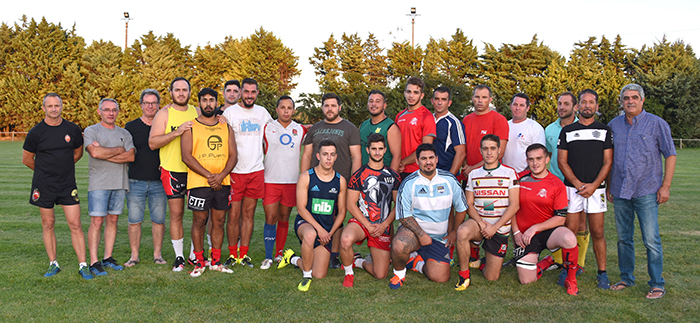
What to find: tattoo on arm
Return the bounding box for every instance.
[399,217,426,239]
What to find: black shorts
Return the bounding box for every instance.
[475,233,509,258]
[512,228,558,261]
[187,186,231,211]
[29,184,79,208]
[161,168,188,199]
[294,214,332,252]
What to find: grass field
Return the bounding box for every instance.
[1,141,699,322]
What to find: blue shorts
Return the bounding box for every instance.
[88,189,126,217]
[416,239,451,265]
[294,214,332,252]
[126,179,166,224]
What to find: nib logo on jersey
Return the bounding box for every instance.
[312,198,335,215]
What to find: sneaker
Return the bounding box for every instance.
[565,279,579,295]
[454,275,471,291]
[172,256,186,272]
[298,277,312,292]
[389,274,404,290]
[406,254,424,272]
[260,258,273,270]
[342,274,354,288]
[557,268,567,287]
[468,257,481,269]
[239,255,254,268]
[597,272,611,289]
[274,255,283,263]
[329,256,341,269]
[188,257,196,266]
[278,249,296,269]
[450,258,456,267]
[577,267,585,276]
[209,261,234,274]
[102,257,124,271]
[78,266,94,280]
[224,255,237,269]
[547,263,563,271]
[190,261,206,278]
[44,263,61,277]
[89,262,108,276]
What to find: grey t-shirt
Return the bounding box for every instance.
[84,123,134,191]
[303,119,361,181]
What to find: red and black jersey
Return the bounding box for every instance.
[516,171,568,233]
[348,164,401,223]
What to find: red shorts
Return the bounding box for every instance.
[348,218,391,251]
[230,170,265,201]
[263,183,297,207]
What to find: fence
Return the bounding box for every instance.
[674,138,700,149]
[0,132,27,141]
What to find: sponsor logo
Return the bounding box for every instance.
[475,189,507,196]
[188,195,206,210]
[312,198,335,215]
[32,188,40,202]
[436,185,445,194]
[374,128,381,133]
[329,187,338,194]
[64,134,71,143]
[418,187,428,195]
[499,244,508,255]
[600,193,605,203]
[538,188,548,198]
[410,117,418,126]
[241,120,260,132]
[71,189,79,202]
[311,185,320,192]
[481,199,497,211]
[480,130,487,134]
[207,135,223,150]
[517,133,524,140]
[592,130,601,138]
[574,132,580,138]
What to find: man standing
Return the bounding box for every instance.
[502,93,545,172]
[432,87,466,175]
[261,96,307,269]
[511,144,580,296]
[221,77,272,268]
[124,89,167,267]
[389,144,467,290]
[454,135,519,290]
[217,79,241,115]
[340,133,401,287]
[558,89,613,289]
[278,141,347,292]
[395,77,436,179]
[358,90,401,171]
[461,85,509,177]
[149,77,199,272]
[22,93,93,280]
[84,98,135,276]
[181,88,237,277]
[608,84,676,300]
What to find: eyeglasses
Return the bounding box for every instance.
[100,108,119,113]
[141,101,159,106]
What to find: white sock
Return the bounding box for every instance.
[207,234,212,249]
[344,265,354,276]
[172,238,184,258]
[189,238,195,259]
[291,256,300,267]
[415,261,425,274]
[354,258,365,269]
[50,260,59,266]
[394,268,407,280]
[302,270,312,279]
[79,262,87,268]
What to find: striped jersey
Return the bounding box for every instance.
[465,164,519,235]
[434,111,466,171]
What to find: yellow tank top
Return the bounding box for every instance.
[187,119,231,189]
[159,105,198,172]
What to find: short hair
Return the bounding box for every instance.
[224,79,241,90]
[480,134,500,147]
[578,89,599,103]
[198,88,218,101]
[472,84,492,97]
[241,78,258,90]
[511,92,530,107]
[557,91,577,106]
[433,86,451,100]
[318,140,336,151]
[43,92,63,106]
[368,89,386,101]
[321,93,341,106]
[367,133,386,147]
[620,83,645,100]
[99,98,119,110]
[406,77,425,91]
[526,143,548,156]
[415,143,436,159]
[276,95,295,108]
[140,89,160,104]
[170,77,191,91]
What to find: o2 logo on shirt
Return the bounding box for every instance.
[280,134,294,148]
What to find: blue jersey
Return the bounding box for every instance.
[305,168,341,231]
[397,169,467,243]
[434,112,466,171]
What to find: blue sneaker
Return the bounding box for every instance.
[597,272,611,289]
[79,266,94,280]
[44,263,61,277]
[90,262,108,276]
[102,257,124,271]
[557,268,567,287]
[389,274,405,290]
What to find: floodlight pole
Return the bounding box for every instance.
[122,12,131,50]
[406,7,420,48]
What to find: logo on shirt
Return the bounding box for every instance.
[207,135,223,150]
[329,187,338,194]
[311,185,320,192]
[436,185,445,194]
[32,188,40,202]
[64,134,71,143]
[592,130,601,139]
[475,180,480,187]
[497,179,503,186]
[71,189,79,202]
[418,187,428,195]
[517,133,524,140]
[241,120,260,132]
[410,117,418,126]
[538,189,548,198]
[481,130,487,134]
[312,198,335,215]
[292,129,298,136]
[374,128,381,133]
[574,132,580,138]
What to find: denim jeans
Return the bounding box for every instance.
[126,179,166,224]
[88,189,126,216]
[613,193,664,289]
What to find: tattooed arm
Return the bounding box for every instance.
[399,217,432,246]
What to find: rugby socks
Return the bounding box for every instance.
[264,223,276,259]
[330,252,339,260]
[563,246,580,282]
[393,268,407,280]
[552,249,563,265]
[470,246,480,261]
[450,245,455,260]
[577,230,590,267]
[228,246,239,259]
[194,250,205,263]
[291,255,300,267]
[354,257,365,269]
[172,238,184,259]
[302,270,312,279]
[536,256,554,280]
[240,246,249,258]
[458,269,470,280]
[211,248,222,264]
[50,260,59,267]
[275,221,289,255]
[344,265,354,276]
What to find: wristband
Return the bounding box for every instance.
[514,230,521,235]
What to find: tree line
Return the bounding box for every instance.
[1,16,698,138]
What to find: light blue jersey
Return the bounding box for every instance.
[544,117,577,181]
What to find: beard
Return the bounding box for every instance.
[242,98,256,108]
[579,109,595,119]
[369,154,384,163]
[201,107,216,118]
[174,96,190,106]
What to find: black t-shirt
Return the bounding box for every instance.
[125,118,161,181]
[557,121,613,188]
[23,119,83,190]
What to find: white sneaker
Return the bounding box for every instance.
[209,263,233,274]
[189,264,206,277]
[274,255,283,263]
[260,258,273,270]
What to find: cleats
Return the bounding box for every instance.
[547,262,563,271]
[565,279,579,295]
[260,258,273,270]
[102,257,123,271]
[224,256,237,269]
[389,274,404,290]
[597,272,611,290]
[278,249,296,269]
[329,256,341,269]
[298,277,312,292]
[89,262,108,276]
[209,262,234,274]
[172,256,186,272]
[239,255,254,268]
[468,257,481,269]
[274,255,283,263]
[406,254,424,273]
[454,275,471,291]
[342,274,354,288]
[44,263,61,277]
[189,261,206,278]
[78,266,93,280]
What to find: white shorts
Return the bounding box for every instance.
[566,186,607,214]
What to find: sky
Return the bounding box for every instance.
[3,0,699,97]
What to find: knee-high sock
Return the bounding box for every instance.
[576,230,590,267]
[275,221,289,255]
[172,238,184,258]
[264,223,276,259]
[563,246,580,281]
[552,249,563,265]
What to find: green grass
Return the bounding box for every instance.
[1,141,699,322]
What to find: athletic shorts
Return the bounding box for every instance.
[567,187,607,213]
[475,233,509,258]
[263,183,296,207]
[30,184,79,208]
[187,186,231,211]
[160,168,187,199]
[230,170,265,201]
[416,239,451,265]
[348,218,391,251]
[88,189,126,217]
[293,214,332,252]
[512,228,559,261]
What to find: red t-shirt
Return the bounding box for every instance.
[395,106,436,173]
[516,171,568,233]
[462,110,509,167]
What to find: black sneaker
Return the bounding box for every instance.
[502,257,515,267]
[329,256,341,269]
[89,262,108,276]
[172,256,186,272]
[102,257,124,270]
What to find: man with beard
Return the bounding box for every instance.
[558,89,613,289]
[432,87,466,176]
[502,93,545,173]
[395,77,436,179]
[358,90,401,171]
[149,77,199,272]
[221,78,273,268]
[181,88,237,277]
[339,133,401,287]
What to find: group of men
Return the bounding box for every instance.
[24,75,675,299]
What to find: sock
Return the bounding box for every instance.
[393,268,407,280]
[172,238,184,258]
[354,258,365,269]
[189,239,195,259]
[414,260,425,274]
[212,248,222,264]
[207,234,212,249]
[228,246,238,259]
[577,230,589,267]
[239,246,249,258]
[536,256,555,280]
[470,246,480,260]
[479,257,486,271]
[563,246,580,282]
[344,265,354,276]
[50,260,59,266]
[450,245,455,259]
[330,252,339,260]
[302,270,312,279]
[264,223,276,259]
[458,269,470,279]
[552,249,563,265]
[291,256,300,267]
[598,269,607,275]
[275,221,289,255]
[79,262,87,268]
[194,250,205,263]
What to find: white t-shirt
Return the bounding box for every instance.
[502,118,545,172]
[263,120,307,183]
[465,164,519,235]
[222,103,272,174]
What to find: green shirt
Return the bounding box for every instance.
[358,117,395,167]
